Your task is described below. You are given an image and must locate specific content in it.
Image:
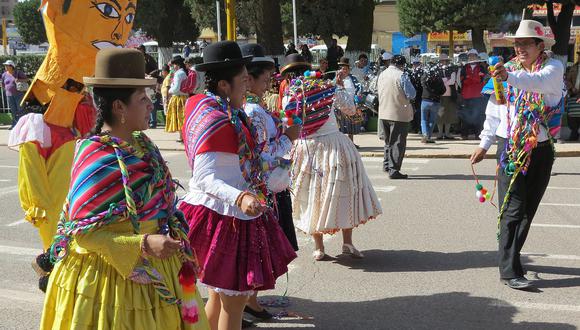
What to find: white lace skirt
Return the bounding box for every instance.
[291,131,382,235]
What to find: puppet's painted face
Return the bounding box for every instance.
[52,0,136,50]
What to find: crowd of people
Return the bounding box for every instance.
[2,16,578,329]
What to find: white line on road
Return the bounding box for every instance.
[255,324,315,328]
[0,185,18,197]
[522,253,580,261]
[361,157,430,164]
[6,219,27,227]
[0,288,43,304]
[374,186,397,193]
[494,301,580,313]
[532,223,580,229]
[0,165,18,168]
[0,244,41,256]
[0,179,11,182]
[540,203,580,207]
[547,186,580,190]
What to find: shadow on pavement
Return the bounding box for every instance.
[331,249,497,273]
[256,292,576,329]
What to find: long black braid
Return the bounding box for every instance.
[90,87,136,135]
[205,65,246,95]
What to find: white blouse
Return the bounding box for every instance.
[182,152,260,220]
[169,69,188,96]
[244,102,292,162]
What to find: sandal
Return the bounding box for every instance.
[312,249,325,261]
[342,244,364,259]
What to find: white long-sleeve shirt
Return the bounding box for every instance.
[244,102,292,163]
[169,69,188,96]
[479,58,564,151]
[182,152,259,220]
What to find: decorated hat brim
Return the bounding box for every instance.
[83,77,157,88]
[195,56,253,72]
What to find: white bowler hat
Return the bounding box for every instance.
[467,49,478,55]
[505,20,555,47]
[382,52,393,61]
[2,60,15,67]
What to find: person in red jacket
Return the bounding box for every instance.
[458,49,487,139]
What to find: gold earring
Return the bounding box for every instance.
[121,114,126,124]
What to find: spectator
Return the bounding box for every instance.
[137,44,159,75]
[326,38,344,72]
[380,51,394,69]
[409,57,424,133]
[285,42,298,56]
[377,55,416,179]
[300,44,313,63]
[565,51,580,141]
[436,53,459,140]
[316,57,332,80]
[334,57,362,146]
[160,64,172,115]
[183,42,192,58]
[420,64,446,143]
[1,60,28,128]
[351,53,370,82]
[458,49,486,139]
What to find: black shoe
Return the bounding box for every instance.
[38,274,50,292]
[389,171,408,179]
[242,319,254,328]
[244,306,273,320]
[501,277,533,290]
[426,138,436,144]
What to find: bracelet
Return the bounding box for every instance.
[141,234,150,257]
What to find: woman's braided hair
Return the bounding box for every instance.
[205,64,246,95]
[90,87,136,135]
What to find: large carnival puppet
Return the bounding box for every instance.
[8,0,137,286]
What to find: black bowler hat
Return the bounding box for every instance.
[196,41,252,72]
[240,43,274,65]
[338,57,350,67]
[280,53,311,75]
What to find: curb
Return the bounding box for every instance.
[3,144,580,159]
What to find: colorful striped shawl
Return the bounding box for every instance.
[284,80,336,137]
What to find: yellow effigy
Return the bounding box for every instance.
[9,0,137,249]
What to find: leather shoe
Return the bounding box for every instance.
[242,319,254,328]
[389,171,408,179]
[501,277,533,290]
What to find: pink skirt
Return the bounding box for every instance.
[179,203,297,293]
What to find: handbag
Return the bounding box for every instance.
[16,81,29,92]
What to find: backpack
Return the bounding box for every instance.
[180,70,197,95]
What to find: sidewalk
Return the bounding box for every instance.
[2,126,580,158]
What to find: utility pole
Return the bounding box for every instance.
[226,0,236,41]
[216,0,222,41]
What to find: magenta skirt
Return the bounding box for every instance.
[179,203,297,293]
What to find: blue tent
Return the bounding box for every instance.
[392,32,427,55]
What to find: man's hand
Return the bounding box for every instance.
[470,147,487,164]
[491,63,508,81]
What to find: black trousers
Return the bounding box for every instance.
[381,120,409,175]
[568,114,580,140]
[496,137,554,279]
[276,190,298,251]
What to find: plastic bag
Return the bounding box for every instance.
[333,88,356,116]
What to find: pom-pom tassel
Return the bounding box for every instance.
[178,262,200,324]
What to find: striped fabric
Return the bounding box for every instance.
[183,95,237,168]
[285,85,336,136]
[566,98,580,118]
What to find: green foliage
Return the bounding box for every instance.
[13,0,47,45]
[134,0,200,47]
[0,54,45,77]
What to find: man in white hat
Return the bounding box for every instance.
[470,20,564,290]
[458,49,487,139]
[381,51,394,68]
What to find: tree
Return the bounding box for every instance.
[256,0,285,54]
[134,0,200,65]
[346,0,375,51]
[13,0,47,45]
[546,0,575,64]
[294,0,354,47]
[398,0,522,53]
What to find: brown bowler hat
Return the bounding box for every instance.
[84,48,156,88]
[280,53,311,75]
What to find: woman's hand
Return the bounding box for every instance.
[238,193,266,217]
[143,234,181,259]
[470,147,487,164]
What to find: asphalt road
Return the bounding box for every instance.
[1,146,579,329]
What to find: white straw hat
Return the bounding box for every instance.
[505,20,555,47]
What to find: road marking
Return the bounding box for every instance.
[361,157,430,164]
[0,165,17,169]
[0,179,11,182]
[0,185,18,197]
[6,219,27,227]
[374,186,397,193]
[540,203,580,207]
[0,244,41,256]
[532,223,580,229]
[522,253,580,261]
[364,164,419,171]
[0,288,43,304]
[494,301,580,313]
[547,186,580,190]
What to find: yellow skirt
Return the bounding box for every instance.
[165,95,187,133]
[40,245,209,330]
